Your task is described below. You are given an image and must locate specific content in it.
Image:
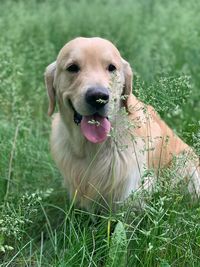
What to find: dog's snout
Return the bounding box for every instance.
[85,87,109,109]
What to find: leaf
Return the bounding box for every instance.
[105,221,127,267]
[0,234,4,247]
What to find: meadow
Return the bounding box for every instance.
[0,0,200,266]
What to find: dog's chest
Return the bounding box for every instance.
[58,141,146,208]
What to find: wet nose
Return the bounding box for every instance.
[85,87,109,109]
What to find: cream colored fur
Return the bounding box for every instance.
[45,37,200,210]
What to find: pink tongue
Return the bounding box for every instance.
[81,114,111,143]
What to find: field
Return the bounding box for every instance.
[0,0,200,266]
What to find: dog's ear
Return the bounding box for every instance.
[44,61,56,116]
[122,58,133,96]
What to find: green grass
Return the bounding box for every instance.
[0,0,200,266]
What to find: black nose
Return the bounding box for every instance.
[85,87,109,109]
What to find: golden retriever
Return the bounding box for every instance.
[45,37,200,210]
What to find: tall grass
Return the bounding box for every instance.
[0,0,200,266]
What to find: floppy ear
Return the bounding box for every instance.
[44,61,56,116]
[122,58,133,96]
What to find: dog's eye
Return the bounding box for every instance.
[66,64,80,73]
[108,64,116,72]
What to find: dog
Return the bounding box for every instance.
[45,37,200,210]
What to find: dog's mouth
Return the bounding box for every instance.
[69,100,111,144]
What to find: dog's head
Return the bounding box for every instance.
[45,37,133,143]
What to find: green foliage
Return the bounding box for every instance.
[105,221,127,267]
[0,0,199,266]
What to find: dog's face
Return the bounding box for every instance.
[45,37,133,143]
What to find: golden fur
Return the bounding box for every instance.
[45,37,200,210]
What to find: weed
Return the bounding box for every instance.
[0,0,200,266]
